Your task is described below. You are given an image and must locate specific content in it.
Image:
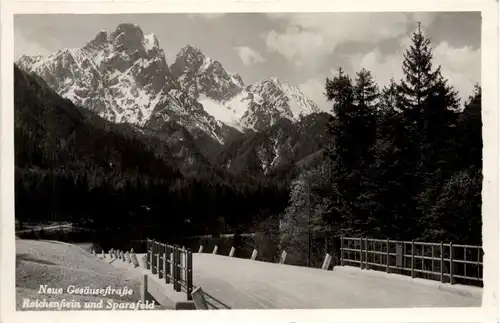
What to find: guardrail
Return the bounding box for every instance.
[146,239,193,301]
[340,237,483,286]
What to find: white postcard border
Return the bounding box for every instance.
[1,0,498,322]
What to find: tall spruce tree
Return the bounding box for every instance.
[352,67,379,157]
[325,67,379,236]
[353,68,380,110]
[397,22,461,238]
[352,68,379,234]
[380,78,401,115]
[399,22,443,110]
[324,68,356,235]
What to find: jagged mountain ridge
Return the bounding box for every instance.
[171,45,322,131]
[13,63,182,179]
[14,61,236,181]
[17,23,322,138]
[16,23,235,146]
[170,44,244,102]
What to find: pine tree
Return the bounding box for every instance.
[380,78,401,115]
[324,68,354,234]
[395,22,462,239]
[353,68,380,109]
[352,68,379,160]
[324,67,379,236]
[325,68,354,116]
[399,22,443,110]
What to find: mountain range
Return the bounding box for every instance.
[16,23,330,176]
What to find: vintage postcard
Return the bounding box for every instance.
[0,0,498,323]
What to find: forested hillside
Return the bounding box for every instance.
[14,64,289,242]
[277,25,482,266]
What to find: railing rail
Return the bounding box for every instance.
[146,239,193,301]
[340,237,483,286]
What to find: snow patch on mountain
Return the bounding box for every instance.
[170,45,244,102]
[16,23,233,145]
[201,78,321,131]
[198,95,244,131]
[17,22,322,142]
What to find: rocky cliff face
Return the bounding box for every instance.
[17,22,323,143]
[17,23,233,145]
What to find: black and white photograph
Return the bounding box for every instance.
[2,3,497,318]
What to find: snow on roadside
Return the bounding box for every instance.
[16,239,160,310]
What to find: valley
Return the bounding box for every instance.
[14,20,482,270]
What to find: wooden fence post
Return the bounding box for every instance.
[165,246,171,284]
[186,249,193,301]
[175,247,182,292]
[102,250,105,259]
[439,241,444,283]
[359,238,363,269]
[386,239,389,273]
[158,244,164,279]
[229,247,235,257]
[198,245,203,253]
[340,237,344,266]
[163,245,168,283]
[146,240,151,270]
[172,246,177,290]
[130,249,139,268]
[251,249,258,261]
[140,274,148,303]
[279,250,287,264]
[191,286,209,310]
[365,238,369,269]
[212,245,218,255]
[449,242,454,284]
[322,254,332,270]
[431,245,435,274]
[411,240,415,278]
[175,246,181,292]
[151,241,157,275]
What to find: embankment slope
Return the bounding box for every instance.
[16,239,155,310]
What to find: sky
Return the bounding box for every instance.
[14,12,481,111]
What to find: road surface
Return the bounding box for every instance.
[191,253,482,309]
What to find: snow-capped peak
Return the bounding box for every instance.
[16,23,233,145]
[177,44,203,58]
[16,22,322,143]
[199,76,321,132]
[143,33,160,52]
[170,44,245,102]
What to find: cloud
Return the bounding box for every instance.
[348,50,403,88]
[433,41,481,100]
[347,41,480,103]
[264,13,437,68]
[301,35,480,111]
[233,46,266,66]
[14,30,52,60]
[265,27,325,68]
